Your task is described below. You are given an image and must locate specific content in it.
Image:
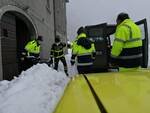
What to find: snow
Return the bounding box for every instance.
[0,49,77,113]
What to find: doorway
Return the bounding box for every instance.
[1,11,36,80]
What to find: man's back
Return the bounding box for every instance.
[111,13,142,68]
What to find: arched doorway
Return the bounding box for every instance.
[0,11,36,80]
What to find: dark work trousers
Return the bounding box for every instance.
[111,57,142,68]
[21,57,39,71]
[77,65,93,74]
[54,56,68,75]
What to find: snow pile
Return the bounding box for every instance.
[0,63,70,113]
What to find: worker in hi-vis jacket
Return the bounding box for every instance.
[111,12,142,68]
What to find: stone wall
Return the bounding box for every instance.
[0,0,68,80]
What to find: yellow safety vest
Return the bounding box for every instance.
[72,34,96,66]
[111,19,142,57]
[73,43,95,55]
[25,40,40,56]
[72,33,87,50]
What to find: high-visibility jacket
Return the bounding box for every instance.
[25,40,40,57]
[71,35,96,67]
[72,33,87,49]
[111,19,142,67]
[50,42,66,58]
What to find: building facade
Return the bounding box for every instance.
[54,0,67,42]
[0,0,68,80]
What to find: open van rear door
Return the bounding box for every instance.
[84,18,148,72]
[135,19,149,68]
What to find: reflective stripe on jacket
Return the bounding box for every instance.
[72,33,87,50]
[71,42,96,66]
[50,42,66,58]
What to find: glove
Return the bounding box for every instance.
[20,57,24,61]
[21,52,26,55]
[70,60,75,66]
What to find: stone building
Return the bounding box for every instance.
[0,0,68,80]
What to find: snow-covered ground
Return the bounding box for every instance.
[0,49,77,113]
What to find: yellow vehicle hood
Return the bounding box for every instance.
[54,68,150,113]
